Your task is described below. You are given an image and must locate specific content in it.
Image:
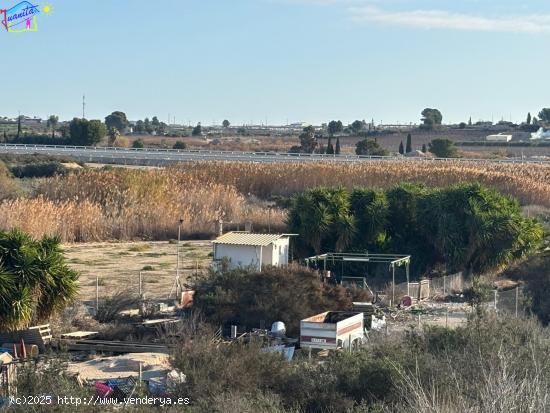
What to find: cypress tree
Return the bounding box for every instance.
[399,141,404,155]
[335,137,341,155]
[422,143,427,153]
[326,136,334,154]
[17,116,21,139]
[406,133,412,153]
[527,112,532,125]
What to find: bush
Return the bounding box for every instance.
[192,265,370,336]
[428,138,459,158]
[173,141,187,150]
[132,139,145,149]
[10,161,68,178]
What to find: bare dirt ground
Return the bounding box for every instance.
[63,241,212,302]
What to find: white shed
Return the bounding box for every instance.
[486,133,512,142]
[212,231,292,271]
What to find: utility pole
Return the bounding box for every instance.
[82,94,86,119]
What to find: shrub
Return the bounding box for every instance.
[173,141,187,150]
[10,161,68,178]
[132,139,145,148]
[192,265,370,336]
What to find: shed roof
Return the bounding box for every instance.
[212,231,290,247]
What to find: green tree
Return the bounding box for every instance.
[428,138,459,158]
[135,120,144,133]
[173,141,187,150]
[526,112,532,125]
[222,120,230,128]
[335,137,341,155]
[350,120,365,135]
[355,139,388,156]
[132,139,145,148]
[350,188,389,248]
[326,136,334,154]
[422,143,427,153]
[151,116,160,128]
[287,187,355,255]
[421,108,443,129]
[405,133,412,153]
[468,116,472,126]
[104,111,129,133]
[144,117,153,133]
[0,229,79,331]
[327,120,343,137]
[46,115,59,139]
[17,115,22,139]
[298,126,317,153]
[69,118,106,146]
[538,108,550,124]
[192,123,202,136]
[398,141,404,154]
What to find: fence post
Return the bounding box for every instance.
[493,290,498,313]
[443,275,447,296]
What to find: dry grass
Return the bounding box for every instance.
[177,160,550,206]
[0,160,547,242]
[63,241,212,300]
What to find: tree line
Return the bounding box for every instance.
[287,184,544,276]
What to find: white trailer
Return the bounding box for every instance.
[300,311,364,351]
[486,133,512,142]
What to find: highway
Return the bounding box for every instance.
[0,143,547,166]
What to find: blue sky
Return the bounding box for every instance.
[1,0,549,125]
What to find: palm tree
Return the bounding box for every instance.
[47,115,59,139]
[0,229,79,331]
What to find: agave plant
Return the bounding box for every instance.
[0,229,79,331]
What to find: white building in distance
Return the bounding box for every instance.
[212,231,293,271]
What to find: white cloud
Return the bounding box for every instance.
[350,5,550,34]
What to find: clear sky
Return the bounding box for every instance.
[1,0,549,125]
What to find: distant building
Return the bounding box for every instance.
[21,116,42,125]
[212,231,292,271]
[486,133,512,142]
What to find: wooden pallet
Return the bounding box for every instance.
[0,324,52,352]
[54,339,170,354]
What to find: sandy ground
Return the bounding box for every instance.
[67,353,170,381]
[63,241,212,302]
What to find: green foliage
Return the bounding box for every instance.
[47,115,58,139]
[406,133,412,153]
[538,108,550,124]
[351,120,365,135]
[105,111,129,132]
[398,141,404,154]
[222,119,230,128]
[192,123,202,136]
[193,265,369,336]
[335,136,341,154]
[428,138,459,158]
[132,139,145,149]
[328,120,343,136]
[355,139,388,156]
[421,143,427,153]
[288,184,544,276]
[10,161,68,178]
[69,118,106,146]
[287,187,355,255]
[527,112,532,125]
[173,140,187,150]
[0,229,79,331]
[326,136,334,154]
[421,108,443,129]
[297,126,317,153]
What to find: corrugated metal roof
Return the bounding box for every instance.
[212,232,287,247]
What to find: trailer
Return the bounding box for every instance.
[300,311,364,351]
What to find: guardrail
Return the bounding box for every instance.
[0,143,548,165]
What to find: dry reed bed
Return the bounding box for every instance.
[0,161,548,242]
[176,161,550,206]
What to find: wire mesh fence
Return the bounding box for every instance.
[493,286,526,316]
